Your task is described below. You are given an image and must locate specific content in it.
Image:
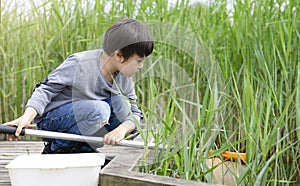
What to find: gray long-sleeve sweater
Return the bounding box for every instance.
[26,49,142,123]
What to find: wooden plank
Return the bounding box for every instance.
[99,135,214,186]
[0,141,44,185]
[100,150,211,186]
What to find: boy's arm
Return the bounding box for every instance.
[124,81,143,124]
[3,55,78,139]
[104,77,142,145]
[26,55,78,116]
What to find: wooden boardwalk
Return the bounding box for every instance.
[0,140,211,186]
[0,141,44,186]
[0,140,137,186]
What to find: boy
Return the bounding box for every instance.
[4,18,154,153]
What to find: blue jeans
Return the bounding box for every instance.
[37,96,130,153]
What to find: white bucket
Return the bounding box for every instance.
[5,153,105,186]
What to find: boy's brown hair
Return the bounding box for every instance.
[103,18,154,60]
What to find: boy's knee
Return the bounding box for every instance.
[73,100,111,135]
[74,100,110,118]
[87,101,111,119]
[111,95,130,122]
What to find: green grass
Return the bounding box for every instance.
[1,0,299,185]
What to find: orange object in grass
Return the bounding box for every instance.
[208,150,246,162]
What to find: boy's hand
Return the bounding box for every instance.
[2,107,37,140]
[3,117,29,141]
[103,120,135,145]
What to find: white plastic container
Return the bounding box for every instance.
[5,153,105,186]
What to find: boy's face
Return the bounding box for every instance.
[118,54,145,77]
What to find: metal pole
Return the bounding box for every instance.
[24,128,160,149]
[0,125,165,150]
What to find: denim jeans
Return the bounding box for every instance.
[37,95,130,153]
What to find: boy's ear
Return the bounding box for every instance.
[114,50,125,63]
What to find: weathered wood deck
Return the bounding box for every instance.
[0,141,44,186]
[0,140,129,186]
[0,139,213,186]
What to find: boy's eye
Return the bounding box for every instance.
[137,60,143,63]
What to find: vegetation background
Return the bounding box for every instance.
[0,0,299,185]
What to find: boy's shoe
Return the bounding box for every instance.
[41,142,54,154]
